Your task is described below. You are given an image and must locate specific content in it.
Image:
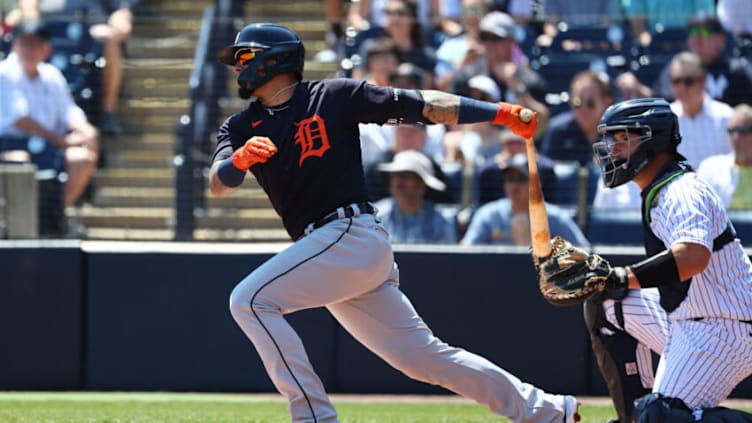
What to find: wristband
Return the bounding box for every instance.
[457,97,498,124]
[630,249,681,288]
[216,157,246,188]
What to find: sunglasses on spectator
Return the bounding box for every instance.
[728,125,752,135]
[384,8,409,17]
[688,26,714,38]
[671,76,701,86]
[571,97,596,109]
[234,48,259,66]
[480,32,508,42]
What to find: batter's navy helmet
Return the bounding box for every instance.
[218,23,305,98]
[593,98,683,188]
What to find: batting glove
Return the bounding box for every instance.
[231,136,278,171]
[492,102,538,139]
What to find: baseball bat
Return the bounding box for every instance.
[521,110,552,258]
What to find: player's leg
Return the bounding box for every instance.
[328,268,576,423]
[228,214,394,423]
[653,319,752,409]
[585,288,669,422]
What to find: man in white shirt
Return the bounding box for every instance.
[0,20,99,207]
[668,51,733,169]
[697,103,752,209]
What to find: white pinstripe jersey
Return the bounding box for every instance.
[649,172,752,321]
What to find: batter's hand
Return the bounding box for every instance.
[232,136,278,171]
[492,102,538,139]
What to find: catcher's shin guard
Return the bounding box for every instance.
[584,297,652,423]
[634,393,752,423]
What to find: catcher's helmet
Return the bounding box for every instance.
[593,98,682,188]
[218,23,305,98]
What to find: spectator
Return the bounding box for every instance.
[462,153,589,247]
[536,0,624,48]
[370,0,439,86]
[0,20,99,207]
[617,13,752,106]
[443,74,503,165]
[717,0,752,39]
[476,129,558,205]
[435,0,489,90]
[540,70,614,165]
[353,37,403,88]
[697,103,752,209]
[669,51,733,168]
[375,150,458,243]
[314,0,346,63]
[359,62,446,167]
[348,0,435,34]
[621,0,715,47]
[365,123,453,204]
[450,11,549,139]
[19,0,138,135]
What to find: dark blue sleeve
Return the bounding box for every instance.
[329,79,426,126]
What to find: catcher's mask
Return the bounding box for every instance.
[218,23,305,99]
[593,98,683,188]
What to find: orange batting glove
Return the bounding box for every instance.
[492,102,538,139]
[231,136,278,171]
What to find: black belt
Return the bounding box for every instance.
[312,202,375,230]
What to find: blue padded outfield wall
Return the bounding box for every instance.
[1,241,751,397]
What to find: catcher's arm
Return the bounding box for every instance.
[536,238,708,306]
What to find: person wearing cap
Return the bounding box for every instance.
[617,13,752,107]
[449,11,549,141]
[461,153,589,247]
[374,150,457,243]
[0,20,99,208]
[443,74,503,165]
[476,129,558,205]
[364,123,452,204]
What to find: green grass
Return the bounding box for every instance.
[0,392,621,423]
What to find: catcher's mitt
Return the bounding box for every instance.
[534,236,627,307]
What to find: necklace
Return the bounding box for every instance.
[264,81,299,108]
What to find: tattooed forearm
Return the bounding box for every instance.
[420,90,460,124]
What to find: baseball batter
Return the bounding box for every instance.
[209,23,579,423]
[586,98,752,421]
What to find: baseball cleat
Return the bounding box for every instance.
[564,395,581,423]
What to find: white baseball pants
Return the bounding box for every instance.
[229,214,573,423]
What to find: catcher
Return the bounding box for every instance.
[536,98,752,423]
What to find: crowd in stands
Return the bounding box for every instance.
[322,0,752,247]
[1,0,752,244]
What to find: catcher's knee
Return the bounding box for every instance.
[634,393,694,423]
[633,393,752,423]
[585,297,651,423]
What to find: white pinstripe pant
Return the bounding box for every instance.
[604,289,752,409]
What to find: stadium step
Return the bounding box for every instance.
[73,0,336,241]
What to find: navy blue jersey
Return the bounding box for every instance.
[212,78,426,240]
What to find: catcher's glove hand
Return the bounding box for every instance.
[534,236,628,307]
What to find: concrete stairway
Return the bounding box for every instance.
[74,0,339,241]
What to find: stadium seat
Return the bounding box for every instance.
[727,210,752,244]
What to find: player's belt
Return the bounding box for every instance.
[312,202,375,230]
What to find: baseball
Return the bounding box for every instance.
[520,108,534,123]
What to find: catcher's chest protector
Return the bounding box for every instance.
[640,163,690,313]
